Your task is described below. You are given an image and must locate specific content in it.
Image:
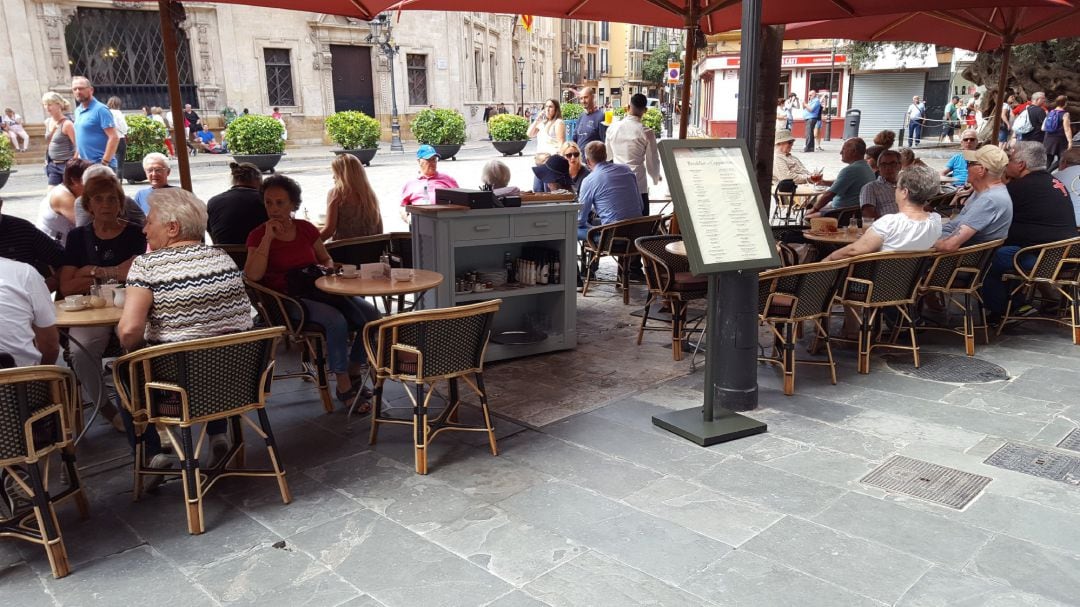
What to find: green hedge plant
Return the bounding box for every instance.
[224,114,285,155]
[411,108,466,145]
[642,107,663,134]
[124,115,168,162]
[488,113,529,141]
[561,103,584,121]
[0,135,13,171]
[326,111,381,149]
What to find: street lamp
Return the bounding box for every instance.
[556,69,562,98]
[517,56,526,116]
[666,36,679,138]
[368,14,404,153]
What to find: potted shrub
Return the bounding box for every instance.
[0,135,13,190]
[225,114,286,173]
[489,113,529,156]
[326,110,381,166]
[642,107,663,135]
[411,108,466,160]
[561,102,584,143]
[122,114,168,184]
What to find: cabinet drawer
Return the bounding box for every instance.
[450,216,509,241]
[512,213,565,238]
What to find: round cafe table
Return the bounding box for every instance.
[53,302,124,444]
[803,229,863,247]
[665,241,687,256]
[316,270,444,309]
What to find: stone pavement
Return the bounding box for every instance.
[5,272,1080,606]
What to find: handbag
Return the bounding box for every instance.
[285,264,335,301]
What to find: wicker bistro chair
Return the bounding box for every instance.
[212,244,248,270]
[0,366,89,578]
[758,259,850,395]
[836,250,932,374]
[364,300,501,475]
[245,279,335,413]
[917,239,1003,356]
[111,328,290,535]
[582,215,663,304]
[997,236,1080,344]
[634,235,708,361]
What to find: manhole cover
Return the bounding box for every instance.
[1058,429,1080,453]
[883,353,1009,384]
[984,443,1080,485]
[861,455,991,509]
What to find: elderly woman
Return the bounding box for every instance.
[824,164,943,261]
[117,188,250,472]
[480,160,520,197]
[245,174,379,405]
[133,153,173,214]
[399,145,459,223]
[37,158,91,244]
[74,165,146,228]
[560,141,590,191]
[59,171,147,432]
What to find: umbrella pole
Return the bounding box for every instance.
[159,0,192,192]
[677,3,700,140]
[990,43,1012,146]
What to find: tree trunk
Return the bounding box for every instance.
[754,25,785,211]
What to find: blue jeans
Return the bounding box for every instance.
[982,246,1037,316]
[908,119,923,146]
[296,297,379,374]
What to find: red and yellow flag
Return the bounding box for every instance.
[518,15,534,33]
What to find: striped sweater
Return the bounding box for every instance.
[126,244,253,344]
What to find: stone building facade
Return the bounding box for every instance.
[0,2,560,144]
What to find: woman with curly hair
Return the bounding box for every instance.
[873,129,896,150]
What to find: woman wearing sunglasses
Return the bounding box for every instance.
[559,141,590,192]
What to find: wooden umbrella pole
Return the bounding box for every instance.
[990,42,1012,146]
[678,2,700,141]
[159,0,192,191]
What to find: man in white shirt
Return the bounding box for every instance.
[1055,147,1080,226]
[0,257,59,367]
[906,95,926,147]
[605,93,662,216]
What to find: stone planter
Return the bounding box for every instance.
[430,144,462,161]
[333,148,378,167]
[122,163,147,184]
[231,153,284,174]
[492,140,527,157]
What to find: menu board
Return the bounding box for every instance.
[659,139,780,275]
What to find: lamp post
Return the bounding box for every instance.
[368,14,404,153]
[556,69,562,99]
[825,38,836,143]
[517,56,526,116]
[666,36,678,138]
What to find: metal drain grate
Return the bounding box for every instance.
[861,455,992,509]
[984,442,1080,485]
[883,353,1009,384]
[1057,429,1080,453]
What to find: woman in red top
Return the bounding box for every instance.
[245,174,379,404]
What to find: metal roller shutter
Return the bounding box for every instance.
[850,73,926,142]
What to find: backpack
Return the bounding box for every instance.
[1013,107,1034,135]
[1043,109,1064,134]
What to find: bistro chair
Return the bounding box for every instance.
[836,250,932,374]
[582,215,663,304]
[771,179,803,225]
[326,234,396,312]
[758,259,850,395]
[997,236,1080,344]
[245,279,334,413]
[0,366,89,578]
[364,300,500,475]
[917,239,1002,355]
[635,235,707,361]
[111,327,290,535]
[212,244,248,270]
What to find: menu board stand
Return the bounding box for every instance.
[651,139,778,446]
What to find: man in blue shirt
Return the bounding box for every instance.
[803,90,822,153]
[577,141,642,241]
[574,87,606,151]
[942,128,977,186]
[71,76,119,169]
[806,137,875,218]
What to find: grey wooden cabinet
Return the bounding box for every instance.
[410,203,579,362]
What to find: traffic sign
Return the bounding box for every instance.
[667,62,681,84]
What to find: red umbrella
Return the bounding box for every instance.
[785,3,1080,136]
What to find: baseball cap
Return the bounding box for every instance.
[416,144,439,160]
[962,146,1008,174]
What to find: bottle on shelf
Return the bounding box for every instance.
[504,251,514,283]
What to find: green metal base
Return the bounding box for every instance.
[652,407,767,447]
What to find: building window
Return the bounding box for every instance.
[474,50,483,101]
[601,22,609,41]
[263,48,295,106]
[489,52,497,100]
[600,49,608,74]
[407,54,428,106]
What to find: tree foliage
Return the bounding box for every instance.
[641,37,679,85]
[963,38,1080,117]
[840,41,933,71]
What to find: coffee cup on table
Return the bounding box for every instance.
[340,264,358,278]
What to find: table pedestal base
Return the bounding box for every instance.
[652,407,767,447]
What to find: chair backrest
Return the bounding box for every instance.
[325,234,392,266]
[840,250,932,306]
[832,207,861,228]
[759,259,849,321]
[213,244,248,270]
[112,328,284,422]
[1020,236,1080,284]
[635,235,691,294]
[0,366,75,463]
[364,300,500,381]
[921,239,1002,292]
[589,215,663,255]
[244,278,304,336]
[388,231,413,268]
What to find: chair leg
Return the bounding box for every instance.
[636,293,653,346]
[620,257,631,305]
[230,415,246,470]
[413,382,428,475]
[369,378,385,446]
[26,463,70,578]
[671,300,684,361]
[782,322,796,395]
[178,426,204,535]
[1072,286,1080,345]
[310,337,334,413]
[475,373,498,457]
[904,305,921,368]
[447,377,461,424]
[582,252,596,297]
[817,319,838,386]
[857,309,872,374]
[60,445,89,519]
[963,293,976,356]
[257,409,291,505]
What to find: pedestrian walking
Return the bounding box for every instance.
[71,76,119,170]
[906,95,926,147]
[941,96,961,143]
[803,90,822,153]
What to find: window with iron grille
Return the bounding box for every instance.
[407,54,428,106]
[263,48,295,107]
[65,7,197,110]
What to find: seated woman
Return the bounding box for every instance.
[75,164,147,228]
[560,141,590,191]
[37,158,91,244]
[59,171,148,433]
[321,153,383,241]
[244,174,379,405]
[117,188,251,472]
[532,155,576,193]
[824,164,943,261]
[480,160,520,197]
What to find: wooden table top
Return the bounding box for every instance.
[316,270,444,297]
[665,241,687,256]
[794,184,829,196]
[803,229,864,246]
[53,302,123,327]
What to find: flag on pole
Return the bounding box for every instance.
[518,15,534,33]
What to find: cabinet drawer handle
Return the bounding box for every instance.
[473,225,491,232]
[533,221,550,228]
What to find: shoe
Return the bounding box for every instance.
[1014,304,1039,317]
[208,434,230,468]
[336,382,362,404]
[2,467,32,516]
[145,453,179,492]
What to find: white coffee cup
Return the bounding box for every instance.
[64,294,87,307]
[340,264,358,278]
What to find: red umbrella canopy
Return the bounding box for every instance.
[783,3,1080,51]
[210,0,382,19]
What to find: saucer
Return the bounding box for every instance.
[60,302,88,312]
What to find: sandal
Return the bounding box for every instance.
[335,383,362,404]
